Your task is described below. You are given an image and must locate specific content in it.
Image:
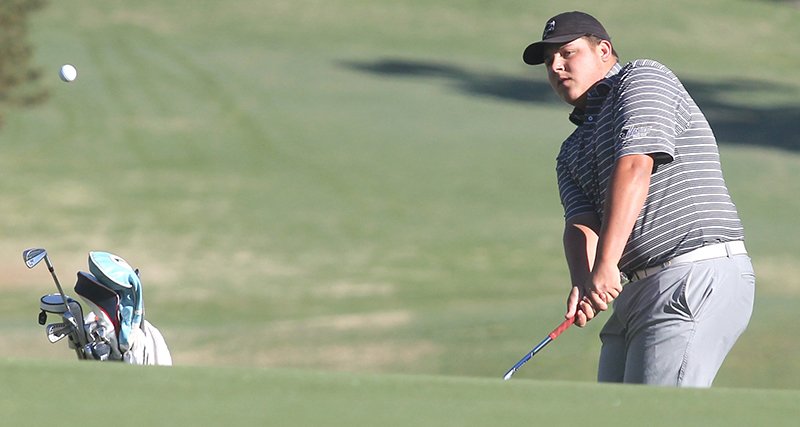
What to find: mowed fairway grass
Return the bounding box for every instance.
[1,0,799,423]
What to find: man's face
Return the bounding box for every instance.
[543,37,613,108]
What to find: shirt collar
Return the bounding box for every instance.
[568,62,623,126]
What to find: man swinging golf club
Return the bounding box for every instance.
[522,11,755,386]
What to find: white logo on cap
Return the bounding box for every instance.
[543,20,556,39]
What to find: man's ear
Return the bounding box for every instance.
[599,40,613,61]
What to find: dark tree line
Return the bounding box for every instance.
[0,0,49,128]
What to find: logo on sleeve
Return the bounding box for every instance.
[619,125,652,140]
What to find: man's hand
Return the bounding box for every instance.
[565,286,595,327]
[585,261,623,312]
[565,263,623,327]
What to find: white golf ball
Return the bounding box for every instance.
[59,64,77,82]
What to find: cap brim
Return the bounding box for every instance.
[522,34,586,65]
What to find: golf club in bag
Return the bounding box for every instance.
[24,248,172,365]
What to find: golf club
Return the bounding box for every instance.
[23,248,71,314]
[503,316,575,380]
[24,248,89,356]
[45,322,71,343]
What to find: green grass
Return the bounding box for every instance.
[2,359,798,426]
[1,0,799,417]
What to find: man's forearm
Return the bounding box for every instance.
[563,213,601,286]
[594,154,654,270]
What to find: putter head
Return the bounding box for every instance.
[23,248,48,269]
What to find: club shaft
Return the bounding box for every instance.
[503,317,575,380]
[44,255,71,313]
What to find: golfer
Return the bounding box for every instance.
[522,11,755,386]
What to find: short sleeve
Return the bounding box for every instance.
[613,61,692,165]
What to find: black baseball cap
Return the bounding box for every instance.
[523,11,612,65]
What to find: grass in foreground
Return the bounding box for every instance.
[1,359,798,427]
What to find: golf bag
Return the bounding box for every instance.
[34,250,172,365]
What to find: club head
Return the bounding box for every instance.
[87,342,111,361]
[46,323,72,343]
[23,248,48,269]
[92,326,109,341]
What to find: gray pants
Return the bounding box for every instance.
[598,254,755,387]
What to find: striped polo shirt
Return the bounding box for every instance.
[556,59,745,275]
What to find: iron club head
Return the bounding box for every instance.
[23,248,48,269]
[46,323,72,343]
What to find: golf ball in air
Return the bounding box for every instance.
[59,64,77,82]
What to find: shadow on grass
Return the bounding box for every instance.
[341,58,559,104]
[340,58,800,151]
[758,0,800,7]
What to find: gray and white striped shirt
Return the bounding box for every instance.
[556,59,745,275]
